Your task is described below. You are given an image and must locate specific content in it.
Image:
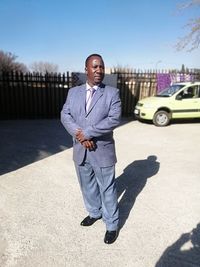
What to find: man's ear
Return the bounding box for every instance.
[85,67,88,74]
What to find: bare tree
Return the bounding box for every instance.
[0,50,28,72]
[176,0,200,51]
[30,61,59,73]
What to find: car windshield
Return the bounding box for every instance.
[156,84,185,97]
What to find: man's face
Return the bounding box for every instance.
[85,56,105,86]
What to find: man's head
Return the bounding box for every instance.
[85,54,105,86]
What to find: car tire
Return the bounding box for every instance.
[153,110,170,127]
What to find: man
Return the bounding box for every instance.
[61,54,121,244]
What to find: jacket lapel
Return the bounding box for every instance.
[78,85,87,114]
[86,84,105,116]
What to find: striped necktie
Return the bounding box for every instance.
[86,88,96,112]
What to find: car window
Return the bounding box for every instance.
[181,86,199,99]
[157,84,184,97]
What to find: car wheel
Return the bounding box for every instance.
[153,110,170,127]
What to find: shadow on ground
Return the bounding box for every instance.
[0,118,133,176]
[116,155,160,229]
[0,120,72,175]
[155,223,200,267]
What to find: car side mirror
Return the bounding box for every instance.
[176,95,182,100]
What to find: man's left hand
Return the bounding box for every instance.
[76,129,86,143]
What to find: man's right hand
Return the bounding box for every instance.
[81,140,95,150]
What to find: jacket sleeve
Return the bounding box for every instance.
[60,89,80,138]
[83,89,121,139]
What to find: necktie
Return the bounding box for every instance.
[86,88,96,112]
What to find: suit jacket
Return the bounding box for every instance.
[61,83,121,167]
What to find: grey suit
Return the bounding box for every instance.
[61,83,121,230]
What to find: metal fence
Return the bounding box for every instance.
[0,70,199,119]
[0,72,71,119]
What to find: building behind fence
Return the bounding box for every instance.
[0,70,199,119]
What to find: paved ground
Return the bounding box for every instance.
[0,119,200,267]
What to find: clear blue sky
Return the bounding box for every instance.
[0,0,199,72]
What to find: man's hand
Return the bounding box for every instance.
[76,128,95,150]
[76,129,86,143]
[82,140,96,150]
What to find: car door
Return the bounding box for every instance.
[172,85,200,119]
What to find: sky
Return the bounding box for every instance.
[0,0,200,73]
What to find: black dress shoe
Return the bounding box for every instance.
[80,215,101,226]
[104,230,118,244]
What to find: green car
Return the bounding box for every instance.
[134,81,200,126]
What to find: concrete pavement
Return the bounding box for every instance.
[0,119,200,267]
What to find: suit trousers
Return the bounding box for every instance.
[75,152,119,231]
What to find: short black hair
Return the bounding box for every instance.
[85,54,103,67]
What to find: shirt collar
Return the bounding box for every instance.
[86,83,98,90]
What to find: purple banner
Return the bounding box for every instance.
[157,73,194,93]
[156,74,171,93]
